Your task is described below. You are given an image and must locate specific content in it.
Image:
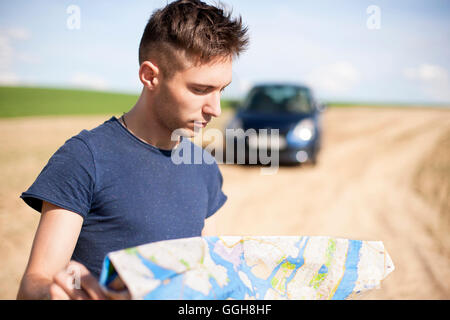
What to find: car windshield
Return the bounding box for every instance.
[241,86,314,114]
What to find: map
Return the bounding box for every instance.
[98,236,394,300]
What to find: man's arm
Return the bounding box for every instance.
[17,201,106,300]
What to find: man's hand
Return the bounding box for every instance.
[17,201,108,300]
[49,261,107,300]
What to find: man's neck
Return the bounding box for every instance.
[120,90,180,151]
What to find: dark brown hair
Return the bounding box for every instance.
[138,0,249,77]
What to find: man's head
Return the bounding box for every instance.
[137,0,249,138]
[138,0,249,78]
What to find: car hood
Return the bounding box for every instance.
[235,111,314,134]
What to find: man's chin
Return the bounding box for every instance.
[170,127,197,139]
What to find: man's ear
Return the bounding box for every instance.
[139,61,160,90]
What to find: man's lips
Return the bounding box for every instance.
[192,120,209,127]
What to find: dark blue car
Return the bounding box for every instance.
[225,83,324,165]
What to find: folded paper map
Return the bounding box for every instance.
[98,236,394,300]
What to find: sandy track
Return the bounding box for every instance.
[1,107,449,299]
[215,107,450,299]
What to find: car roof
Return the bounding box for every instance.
[251,82,311,91]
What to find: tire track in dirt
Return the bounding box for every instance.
[215,107,450,299]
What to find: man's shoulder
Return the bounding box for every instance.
[70,116,118,148]
[47,116,119,164]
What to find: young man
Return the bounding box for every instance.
[17,0,248,300]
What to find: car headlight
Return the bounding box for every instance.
[292,119,315,141]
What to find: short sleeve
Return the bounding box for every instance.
[20,136,96,219]
[206,162,228,219]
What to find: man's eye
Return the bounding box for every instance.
[191,87,225,95]
[193,87,208,94]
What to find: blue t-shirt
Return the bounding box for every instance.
[20,116,227,278]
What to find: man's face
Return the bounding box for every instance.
[153,56,233,138]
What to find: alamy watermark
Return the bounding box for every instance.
[366,5,381,30]
[65,263,81,290]
[67,5,81,30]
[171,122,280,175]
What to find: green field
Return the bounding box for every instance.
[0,86,239,118]
[1,86,447,118]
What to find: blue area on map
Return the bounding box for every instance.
[101,237,364,300]
[332,240,362,300]
[99,257,110,285]
[137,253,178,280]
[99,256,115,287]
[142,236,310,300]
[273,237,308,297]
[318,264,328,274]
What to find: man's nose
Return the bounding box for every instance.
[203,91,222,118]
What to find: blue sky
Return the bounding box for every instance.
[1,0,449,103]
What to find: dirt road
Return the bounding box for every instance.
[1,107,449,299]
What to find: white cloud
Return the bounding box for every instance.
[306,62,360,95]
[0,27,37,85]
[16,52,41,64]
[0,27,32,69]
[0,34,14,70]
[404,64,450,102]
[404,64,448,82]
[70,72,108,90]
[0,72,19,85]
[3,27,31,40]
